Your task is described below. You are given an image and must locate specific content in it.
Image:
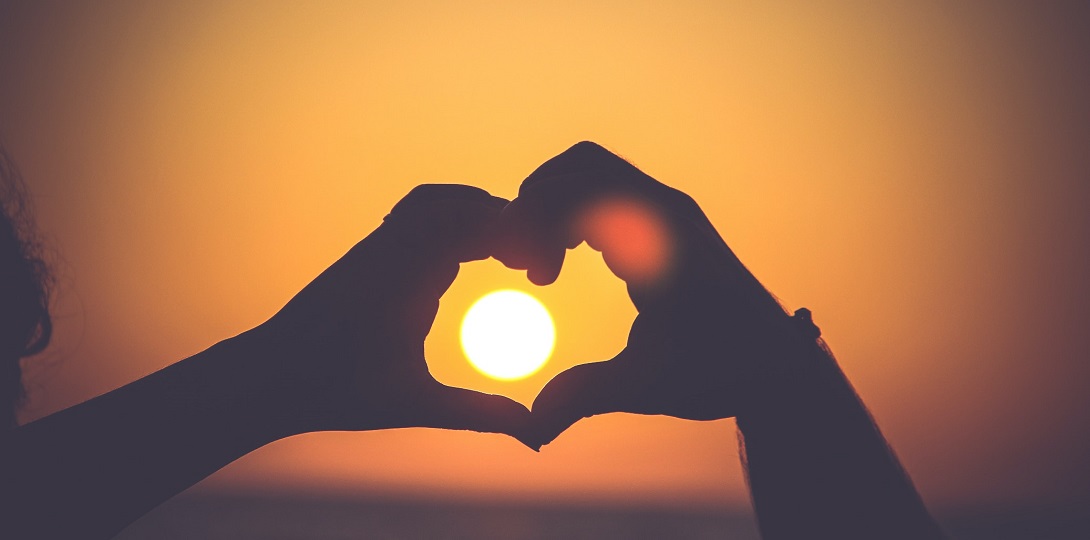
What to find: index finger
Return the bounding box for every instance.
[367,184,509,302]
[382,183,509,264]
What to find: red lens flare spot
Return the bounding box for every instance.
[577,197,672,284]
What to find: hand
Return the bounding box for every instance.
[496,142,814,447]
[247,184,536,448]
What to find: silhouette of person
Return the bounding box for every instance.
[497,141,948,539]
[0,149,534,539]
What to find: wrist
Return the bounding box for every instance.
[736,310,845,424]
[736,342,865,443]
[214,330,317,441]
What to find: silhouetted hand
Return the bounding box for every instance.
[249,184,536,447]
[497,142,814,447]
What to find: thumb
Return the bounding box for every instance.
[529,353,642,447]
[424,383,539,451]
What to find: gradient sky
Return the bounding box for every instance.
[1,0,1088,512]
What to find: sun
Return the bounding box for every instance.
[460,289,555,381]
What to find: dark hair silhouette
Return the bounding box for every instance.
[0,148,53,435]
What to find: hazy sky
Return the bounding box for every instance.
[1,0,1088,511]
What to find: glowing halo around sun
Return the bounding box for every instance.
[460,289,555,381]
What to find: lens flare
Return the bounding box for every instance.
[578,197,671,284]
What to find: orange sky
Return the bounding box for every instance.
[1,1,1088,511]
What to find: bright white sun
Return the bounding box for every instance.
[460,289,555,381]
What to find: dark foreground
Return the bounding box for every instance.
[114,492,1089,540]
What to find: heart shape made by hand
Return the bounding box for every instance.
[275,141,823,453]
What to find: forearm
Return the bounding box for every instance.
[737,342,946,540]
[1,333,300,540]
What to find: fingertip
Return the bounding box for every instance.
[527,372,585,447]
[526,259,562,286]
[536,427,563,448]
[529,415,576,449]
[494,202,567,283]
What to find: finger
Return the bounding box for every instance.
[494,142,637,281]
[383,183,509,264]
[379,184,509,300]
[424,383,539,451]
[529,352,647,447]
[496,196,569,285]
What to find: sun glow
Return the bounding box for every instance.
[460,290,555,381]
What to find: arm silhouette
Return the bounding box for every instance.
[497,141,945,539]
[736,341,946,539]
[1,184,534,540]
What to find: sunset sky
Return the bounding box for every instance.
[1,0,1087,514]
